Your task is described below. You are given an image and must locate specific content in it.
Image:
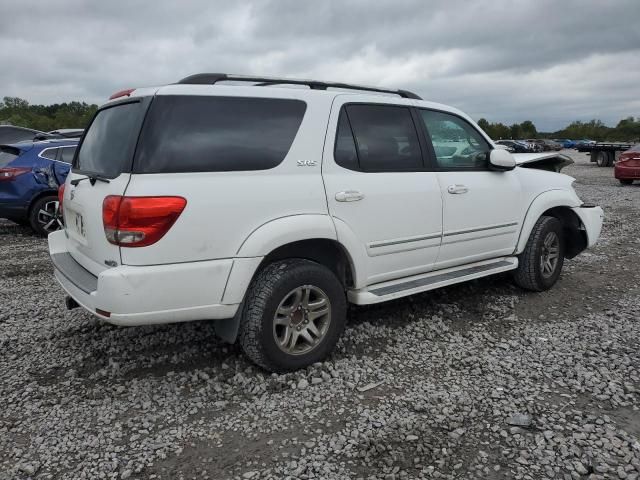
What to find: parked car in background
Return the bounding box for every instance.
[50,73,603,372]
[614,143,640,185]
[0,125,48,144]
[495,140,530,153]
[575,139,596,151]
[539,139,562,151]
[526,139,546,152]
[554,138,575,149]
[0,138,78,235]
[47,129,84,138]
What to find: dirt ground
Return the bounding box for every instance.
[1,149,639,479]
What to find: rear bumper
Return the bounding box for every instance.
[572,205,603,248]
[614,164,640,179]
[48,230,240,326]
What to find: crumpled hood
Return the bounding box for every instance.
[512,152,574,172]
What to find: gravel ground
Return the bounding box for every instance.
[1,150,639,480]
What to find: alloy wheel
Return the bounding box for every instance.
[540,231,560,278]
[273,285,332,355]
[37,200,63,234]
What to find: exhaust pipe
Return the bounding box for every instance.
[65,296,80,310]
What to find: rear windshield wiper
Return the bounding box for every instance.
[70,174,111,186]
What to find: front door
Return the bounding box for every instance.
[418,109,522,269]
[322,99,443,286]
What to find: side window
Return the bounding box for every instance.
[344,104,423,171]
[419,110,491,169]
[135,96,306,173]
[59,146,77,164]
[334,110,359,170]
[41,148,58,160]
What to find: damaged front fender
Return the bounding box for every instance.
[512,152,574,172]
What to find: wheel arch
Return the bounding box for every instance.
[515,190,587,259]
[28,189,58,217]
[217,235,358,345]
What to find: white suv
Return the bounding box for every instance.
[49,73,603,372]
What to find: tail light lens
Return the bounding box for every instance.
[58,183,66,208]
[102,196,187,247]
[0,167,31,182]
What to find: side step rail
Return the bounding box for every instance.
[348,257,518,305]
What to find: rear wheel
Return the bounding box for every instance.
[513,216,565,292]
[29,195,63,237]
[619,179,634,185]
[596,151,612,167]
[238,259,347,372]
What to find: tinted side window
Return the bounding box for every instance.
[345,105,423,171]
[135,96,307,173]
[420,110,491,169]
[41,148,58,160]
[334,110,359,170]
[59,146,77,164]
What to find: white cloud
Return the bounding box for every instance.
[0,0,638,130]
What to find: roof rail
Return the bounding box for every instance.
[176,73,422,100]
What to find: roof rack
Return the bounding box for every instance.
[176,73,422,100]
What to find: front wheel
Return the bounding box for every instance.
[513,216,565,292]
[619,179,633,185]
[29,195,64,237]
[238,259,347,372]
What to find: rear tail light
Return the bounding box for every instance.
[102,196,187,247]
[0,167,31,182]
[58,183,66,209]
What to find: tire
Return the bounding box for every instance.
[29,195,63,237]
[238,259,347,373]
[596,151,611,167]
[513,216,565,292]
[619,179,633,185]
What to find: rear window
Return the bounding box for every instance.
[75,101,144,178]
[134,96,307,173]
[0,146,20,167]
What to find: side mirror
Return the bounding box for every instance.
[489,148,516,171]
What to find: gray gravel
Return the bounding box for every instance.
[1,150,639,479]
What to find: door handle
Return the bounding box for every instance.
[335,190,364,202]
[447,184,469,194]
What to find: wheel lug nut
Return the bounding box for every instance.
[296,326,301,331]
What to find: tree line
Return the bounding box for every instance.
[477,117,640,142]
[2,95,639,143]
[0,97,98,132]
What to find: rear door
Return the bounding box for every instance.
[322,98,443,286]
[64,98,149,276]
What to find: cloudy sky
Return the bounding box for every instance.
[1,0,639,130]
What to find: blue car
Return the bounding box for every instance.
[0,139,78,236]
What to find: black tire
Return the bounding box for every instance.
[238,259,347,373]
[513,216,565,292]
[619,179,633,185]
[29,195,63,237]
[596,151,612,167]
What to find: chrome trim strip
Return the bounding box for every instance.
[442,230,516,246]
[370,232,441,249]
[37,145,77,164]
[370,260,514,296]
[443,222,518,237]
